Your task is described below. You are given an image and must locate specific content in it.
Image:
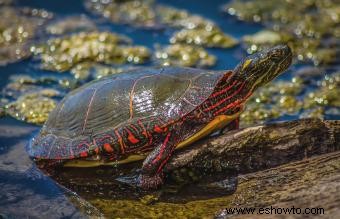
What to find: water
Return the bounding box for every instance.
[0,0,338,218]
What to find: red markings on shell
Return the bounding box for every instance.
[104,143,114,153]
[153,125,163,133]
[80,151,88,157]
[126,129,140,144]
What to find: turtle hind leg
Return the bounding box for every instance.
[116,131,178,190]
[115,170,164,189]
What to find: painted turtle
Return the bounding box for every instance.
[29,45,292,189]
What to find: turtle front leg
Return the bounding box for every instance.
[219,117,239,135]
[227,117,239,130]
[139,131,178,189]
[117,131,178,190]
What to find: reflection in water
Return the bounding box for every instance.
[49,162,238,218]
[0,119,101,218]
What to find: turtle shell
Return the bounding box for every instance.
[29,67,228,159]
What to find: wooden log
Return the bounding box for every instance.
[166,118,340,174]
[215,151,340,218]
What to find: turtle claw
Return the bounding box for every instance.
[116,174,140,188]
[116,173,164,190]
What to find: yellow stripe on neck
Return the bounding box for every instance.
[176,112,240,149]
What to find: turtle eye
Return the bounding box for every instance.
[269,50,284,61]
[268,55,280,63]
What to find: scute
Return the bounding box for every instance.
[29,67,227,159]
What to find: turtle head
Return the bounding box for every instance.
[233,45,292,91]
[208,45,292,117]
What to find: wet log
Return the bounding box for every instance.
[166,118,340,174]
[167,118,340,218]
[215,151,340,218]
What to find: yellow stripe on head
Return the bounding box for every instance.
[242,59,252,70]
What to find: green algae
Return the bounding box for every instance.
[243,30,287,45]
[158,5,238,48]
[85,0,237,50]
[70,62,135,80]
[240,77,304,126]
[0,0,13,5]
[242,30,292,54]
[32,31,150,72]
[242,28,339,66]
[0,6,52,65]
[46,15,96,35]
[311,48,339,66]
[159,5,238,48]
[91,66,128,79]
[82,0,238,68]
[224,0,338,26]
[85,0,157,28]
[225,0,340,66]
[300,106,325,119]
[156,5,214,29]
[89,197,228,218]
[278,95,302,115]
[170,26,238,48]
[5,90,58,125]
[139,194,160,205]
[70,62,93,81]
[240,71,340,126]
[4,77,52,99]
[0,98,7,118]
[238,5,340,123]
[85,0,216,30]
[0,108,5,118]
[3,74,77,98]
[303,72,340,109]
[0,72,82,124]
[155,44,216,67]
